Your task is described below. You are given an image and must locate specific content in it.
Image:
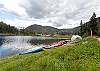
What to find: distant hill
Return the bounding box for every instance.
[24,24,79,35]
[24,17,100,35]
[25,24,60,34]
[25,24,78,35]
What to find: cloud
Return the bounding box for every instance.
[0,0,28,17]
[0,4,4,8]
[19,0,100,28]
[0,0,100,29]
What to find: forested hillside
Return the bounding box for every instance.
[72,13,100,37]
[24,24,59,35]
[0,21,18,35]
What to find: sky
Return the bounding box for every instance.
[0,0,100,29]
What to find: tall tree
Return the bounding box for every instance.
[89,12,97,37]
[96,18,100,36]
[0,21,18,34]
[80,20,83,36]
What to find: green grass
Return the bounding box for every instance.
[0,37,100,71]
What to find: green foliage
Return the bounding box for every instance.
[78,12,99,37]
[80,20,83,36]
[89,12,98,35]
[79,20,85,37]
[0,21,19,35]
[0,37,100,71]
[96,18,100,36]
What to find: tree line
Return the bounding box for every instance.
[0,21,19,35]
[79,12,100,37]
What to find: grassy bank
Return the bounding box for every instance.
[0,37,100,71]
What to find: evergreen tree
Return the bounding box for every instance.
[0,21,18,34]
[89,12,97,36]
[97,18,100,36]
[80,20,83,36]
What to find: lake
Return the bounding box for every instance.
[0,36,64,57]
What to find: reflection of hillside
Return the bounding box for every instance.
[29,38,65,45]
[0,36,5,46]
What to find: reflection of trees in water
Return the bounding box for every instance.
[0,36,5,46]
[29,38,65,45]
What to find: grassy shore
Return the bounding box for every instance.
[0,37,100,71]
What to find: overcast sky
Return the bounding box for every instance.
[0,0,100,29]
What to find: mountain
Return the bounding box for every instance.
[24,24,60,34]
[24,24,78,35]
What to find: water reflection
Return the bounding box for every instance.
[0,36,64,57]
[0,36,5,46]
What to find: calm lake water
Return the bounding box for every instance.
[0,36,64,57]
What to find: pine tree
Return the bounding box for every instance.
[89,12,97,37]
[80,20,83,36]
[96,18,100,36]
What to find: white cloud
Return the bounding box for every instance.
[0,0,100,29]
[1,18,53,28]
[0,0,28,17]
